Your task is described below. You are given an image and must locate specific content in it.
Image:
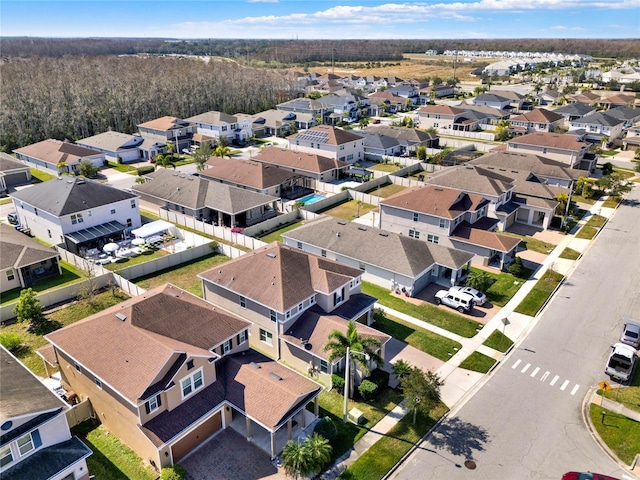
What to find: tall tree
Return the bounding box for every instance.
[192,142,213,172]
[13,288,48,333]
[400,367,443,424]
[213,145,232,159]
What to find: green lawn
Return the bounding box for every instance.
[502,232,556,254]
[482,329,513,353]
[318,199,377,221]
[341,403,449,480]
[585,214,606,228]
[458,351,496,373]
[575,225,598,240]
[1,263,86,305]
[366,183,407,198]
[106,161,137,173]
[133,253,230,296]
[468,267,524,307]
[589,404,640,465]
[559,247,581,260]
[1,290,130,377]
[514,270,564,317]
[570,193,597,205]
[372,311,462,361]
[72,420,156,480]
[602,197,620,208]
[370,163,402,173]
[599,368,640,414]
[102,248,170,271]
[257,221,304,243]
[362,282,483,338]
[30,168,56,182]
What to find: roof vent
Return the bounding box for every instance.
[115,313,127,322]
[269,372,282,381]
[337,220,347,225]
[357,226,367,231]
[379,232,389,237]
[266,252,277,258]
[250,362,261,369]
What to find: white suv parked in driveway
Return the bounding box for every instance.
[434,289,475,314]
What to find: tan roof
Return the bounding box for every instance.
[201,157,297,190]
[418,105,466,116]
[14,139,102,166]
[253,147,349,174]
[427,165,514,197]
[185,111,238,125]
[451,223,521,253]
[198,242,363,313]
[510,108,563,124]
[381,185,487,219]
[569,91,600,104]
[137,116,190,131]
[599,93,637,105]
[288,125,364,146]
[508,132,587,152]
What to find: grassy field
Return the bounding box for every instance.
[0,263,86,305]
[558,247,581,260]
[366,183,407,198]
[133,253,230,296]
[482,329,513,353]
[319,199,377,221]
[468,267,524,307]
[257,220,304,243]
[514,270,564,317]
[458,351,496,373]
[589,404,640,465]
[1,290,130,377]
[73,420,156,480]
[372,311,462,361]
[362,282,483,338]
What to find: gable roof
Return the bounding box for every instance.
[510,108,563,124]
[605,106,640,122]
[507,132,588,152]
[364,125,437,144]
[200,157,297,190]
[450,222,521,253]
[417,105,466,116]
[253,147,349,174]
[553,103,597,117]
[11,177,137,216]
[474,93,510,103]
[572,111,624,127]
[283,216,473,275]
[288,125,364,146]
[569,91,600,103]
[185,111,238,125]
[14,139,102,166]
[0,152,29,172]
[381,185,487,219]
[599,93,636,105]
[426,165,514,197]
[137,116,191,131]
[0,224,59,271]
[198,242,362,313]
[76,131,141,151]
[470,151,582,182]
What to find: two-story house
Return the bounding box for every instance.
[359,126,439,160]
[552,103,597,123]
[252,147,349,185]
[472,93,512,110]
[416,105,472,131]
[185,111,252,145]
[76,131,144,163]
[198,242,389,386]
[506,132,594,170]
[287,125,365,163]
[137,116,195,160]
[379,184,519,269]
[10,177,141,255]
[0,346,92,480]
[368,91,409,115]
[14,139,105,176]
[282,216,474,296]
[509,108,564,135]
[568,111,625,142]
[43,284,322,468]
[597,93,637,110]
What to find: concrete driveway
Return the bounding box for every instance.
[411,283,500,325]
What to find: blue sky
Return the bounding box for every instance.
[1,0,639,39]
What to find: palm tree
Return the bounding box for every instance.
[213,145,232,159]
[193,142,213,172]
[281,440,311,480]
[304,433,332,474]
[324,320,383,398]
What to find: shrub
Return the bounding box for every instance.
[507,257,528,278]
[331,374,345,391]
[0,332,23,354]
[160,465,187,480]
[358,379,378,400]
[137,165,155,176]
[314,416,339,441]
[116,156,123,165]
[367,368,390,390]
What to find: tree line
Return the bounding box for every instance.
[0,55,301,151]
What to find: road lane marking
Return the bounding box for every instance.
[560,380,570,391]
[521,363,531,374]
[570,385,580,396]
[550,375,559,386]
[512,359,522,369]
[530,367,540,378]
[540,371,550,382]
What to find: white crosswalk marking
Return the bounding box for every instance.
[521,363,531,374]
[530,367,540,378]
[512,359,522,369]
[560,380,570,391]
[571,385,580,396]
[550,375,559,386]
[510,359,579,397]
[540,371,550,382]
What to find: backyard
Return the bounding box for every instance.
[318,199,378,221]
[257,220,304,243]
[0,262,86,305]
[365,182,407,198]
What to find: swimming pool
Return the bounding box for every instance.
[299,193,326,205]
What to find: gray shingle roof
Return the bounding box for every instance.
[573,111,624,127]
[553,103,597,117]
[0,223,59,271]
[76,131,141,151]
[427,165,514,197]
[0,153,28,172]
[469,152,582,182]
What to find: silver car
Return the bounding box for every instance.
[620,321,640,349]
[449,286,487,306]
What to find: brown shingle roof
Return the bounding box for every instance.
[253,147,349,174]
[287,125,364,146]
[507,132,587,152]
[201,157,297,190]
[417,105,466,116]
[13,139,101,166]
[198,243,362,313]
[510,108,563,124]
[450,222,520,252]
[427,165,514,197]
[137,116,190,131]
[381,185,487,219]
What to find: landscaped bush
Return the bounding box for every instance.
[507,257,529,278]
[331,374,345,391]
[366,368,390,390]
[160,465,187,480]
[314,416,339,441]
[0,332,23,354]
[137,165,155,175]
[358,379,378,400]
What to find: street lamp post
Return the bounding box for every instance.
[343,346,370,423]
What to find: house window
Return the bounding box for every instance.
[298,303,303,312]
[439,219,448,229]
[238,330,247,344]
[346,154,354,162]
[512,144,518,149]
[340,145,345,150]
[131,200,136,209]
[286,310,291,320]
[110,209,116,214]
[187,359,194,370]
[95,378,102,389]
[222,340,231,354]
[146,394,161,414]
[297,242,302,249]
[321,249,327,257]
[74,362,82,373]
[359,262,365,271]
[239,296,246,308]
[320,360,328,373]
[181,369,203,399]
[259,329,273,346]
[71,213,83,225]
[17,432,37,456]
[126,218,132,228]
[413,212,419,222]
[409,228,420,239]
[270,310,277,322]
[6,270,14,281]
[334,289,344,306]
[47,229,52,238]
[310,295,315,305]
[34,208,38,216]
[433,123,439,128]
[427,234,439,244]
[0,445,13,467]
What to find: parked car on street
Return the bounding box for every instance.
[604,342,638,383]
[562,472,621,480]
[620,321,640,349]
[449,286,487,306]
[434,289,475,314]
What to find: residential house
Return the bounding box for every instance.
[252,147,349,185]
[536,89,563,106]
[509,108,564,135]
[492,90,527,110]
[132,169,279,228]
[0,153,31,193]
[14,139,104,175]
[457,102,511,124]
[282,216,474,295]
[287,125,365,164]
[368,91,410,115]
[76,131,143,163]
[0,346,92,480]
[552,103,597,123]
[0,223,62,294]
[568,91,600,106]
[236,110,315,137]
[200,157,302,199]
[605,106,640,126]
[472,93,512,110]
[198,242,388,386]
[185,111,252,146]
[416,105,478,132]
[10,177,141,256]
[43,284,322,467]
[506,132,594,170]
[597,93,637,110]
[622,126,640,151]
[137,116,195,161]
[359,125,439,160]
[379,184,519,269]
[568,111,625,141]
[357,131,405,160]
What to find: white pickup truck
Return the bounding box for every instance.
[605,342,638,383]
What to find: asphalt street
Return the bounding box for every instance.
[391,186,640,480]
